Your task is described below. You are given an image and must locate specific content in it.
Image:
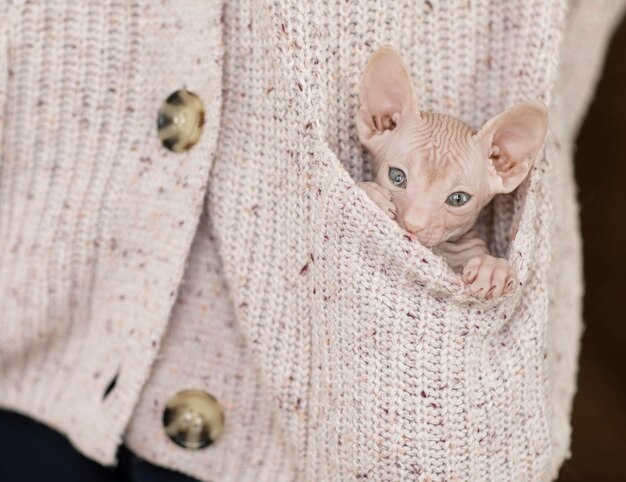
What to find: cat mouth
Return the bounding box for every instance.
[419,238,439,248]
[405,231,440,248]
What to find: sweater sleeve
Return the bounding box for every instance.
[0,2,7,148]
[207,1,605,480]
[546,0,626,476]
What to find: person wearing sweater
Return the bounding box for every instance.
[1,1,625,481]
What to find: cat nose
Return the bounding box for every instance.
[403,218,426,235]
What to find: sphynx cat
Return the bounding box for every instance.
[356,45,548,299]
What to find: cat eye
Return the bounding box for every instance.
[388,167,407,188]
[446,192,472,207]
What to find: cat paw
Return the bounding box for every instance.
[357,181,396,219]
[462,255,517,299]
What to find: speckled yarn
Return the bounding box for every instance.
[1,1,625,481]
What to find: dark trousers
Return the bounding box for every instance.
[0,410,200,482]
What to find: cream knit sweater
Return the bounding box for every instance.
[1,1,624,481]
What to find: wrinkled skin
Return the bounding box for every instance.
[356,45,548,299]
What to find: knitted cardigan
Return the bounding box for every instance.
[1,1,624,481]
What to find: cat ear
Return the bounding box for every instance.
[356,45,420,154]
[473,102,549,194]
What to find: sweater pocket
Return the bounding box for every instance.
[302,134,553,481]
[310,134,549,329]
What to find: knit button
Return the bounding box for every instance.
[157,89,205,152]
[162,389,224,449]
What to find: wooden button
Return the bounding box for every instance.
[157,90,205,152]
[162,389,224,449]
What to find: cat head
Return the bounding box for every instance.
[356,45,548,247]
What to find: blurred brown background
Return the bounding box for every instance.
[556,15,626,482]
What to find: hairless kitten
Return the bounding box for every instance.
[356,45,548,299]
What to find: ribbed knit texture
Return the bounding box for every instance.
[1,1,625,481]
[0,0,225,465]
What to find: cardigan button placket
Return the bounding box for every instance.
[162,389,225,450]
[157,89,205,152]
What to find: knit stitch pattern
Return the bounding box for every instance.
[1,1,625,481]
[208,3,560,480]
